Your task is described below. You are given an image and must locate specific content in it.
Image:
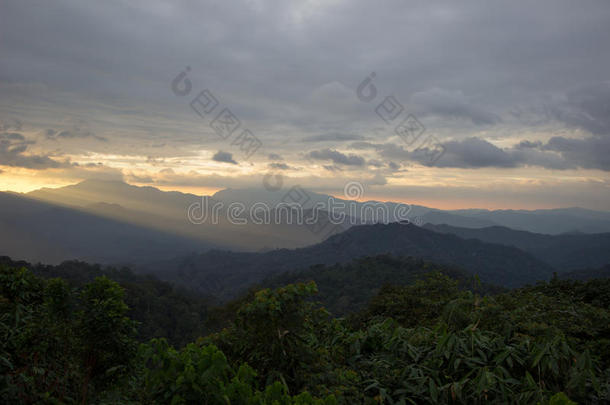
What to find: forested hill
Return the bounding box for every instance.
[0,256,211,347]
[423,223,610,270]
[149,222,555,299]
[561,264,610,281]
[2,258,609,403]
[263,255,505,316]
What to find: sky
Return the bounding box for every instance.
[1,0,610,210]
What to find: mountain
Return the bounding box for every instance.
[13,180,610,269]
[23,181,610,256]
[213,188,610,234]
[423,223,610,271]
[561,264,610,281]
[0,192,207,265]
[447,207,610,234]
[147,222,555,299]
[418,210,497,228]
[212,187,425,224]
[26,180,350,251]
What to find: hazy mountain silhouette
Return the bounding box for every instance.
[26,180,351,250]
[147,222,555,299]
[423,223,610,271]
[0,192,208,264]
[447,207,610,234]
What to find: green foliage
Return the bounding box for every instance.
[2,257,211,347]
[135,339,337,404]
[2,259,609,404]
[0,266,137,403]
[340,320,599,404]
[78,276,138,395]
[206,282,331,390]
[363,272,464,327]
[266,255,503,316]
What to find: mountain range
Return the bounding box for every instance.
[145,222,555,298]
[1,179,609,298]
[423,223,610,271]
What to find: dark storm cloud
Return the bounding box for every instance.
[0,132,68,169]
[1,0,610,179]
[212,151,237,165]
[308,149,366,166]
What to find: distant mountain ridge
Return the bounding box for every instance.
[0,192,207,264]
[147,222,555,299]
[446,207,610,234]
[26,180,346,251]
[1,180,605,290]
[423,223,610,271]
[24,180,610,247]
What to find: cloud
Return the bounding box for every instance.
[268,153,283,161]
[0,118,22,131]
[268,162,291,170]
[388,162,401,171]
[0,132,69,169]
[384,136,610,171]
[515,140,543,149]
[411,88,501,125]
[146,156,165,165]
[323,165,342,172]
[308,148,366,166]
[434,137,518,168]
[2,0,610,209]
[126,173,155,183]
[366,173,387,186]
[348,141,382,150]
[551,82,610,136]
[46,128,107,142]
[302,133,365,143]
[212,151,238,165]
[542,136,610,171]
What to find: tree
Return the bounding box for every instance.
[77,276,137,402]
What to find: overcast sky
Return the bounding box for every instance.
[1,0,610,209]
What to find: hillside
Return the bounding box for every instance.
[3,259,608,403]
[561,264,610,281]
[423,223,610,270]
[148,222,555,298]
[0,256,211,346]
[263,255,505,316]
